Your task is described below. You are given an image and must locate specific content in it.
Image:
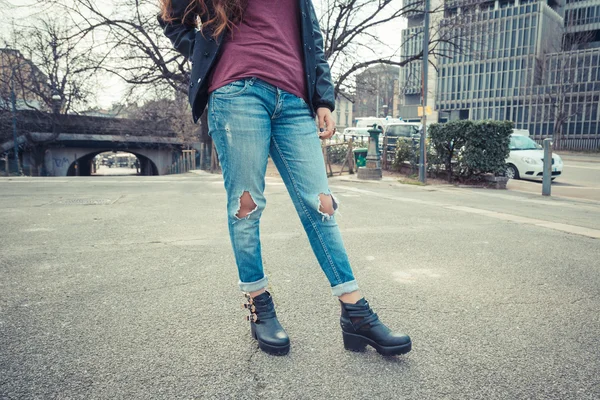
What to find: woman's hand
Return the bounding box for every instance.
[317,107,336,140]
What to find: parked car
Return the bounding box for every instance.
[383,123,422,146]
[505,134,563,180]
[331,127,371,144]
[379,123,422,161]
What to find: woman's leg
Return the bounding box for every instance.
[268,88,359,298]
[207,79,271,294]
[270,88,411,356]
[208,79,290,356]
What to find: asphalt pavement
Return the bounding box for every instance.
[1,171,599,399]
[507,153,600,201]
[94,166,139,176]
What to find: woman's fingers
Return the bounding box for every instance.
[316,107,336,140]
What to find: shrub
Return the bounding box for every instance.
[327,143,350,164]
[428,120,471,180]
[326,140,368,164]
[461,120,513,177]
[428,120,513,181]
[392,140,415,171]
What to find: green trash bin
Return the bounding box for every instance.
[353,148,368,168]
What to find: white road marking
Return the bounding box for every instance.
[446,206,600,239]
[331,184,600,240]
[565,165,600,171]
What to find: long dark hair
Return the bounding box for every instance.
[159,0,246,37]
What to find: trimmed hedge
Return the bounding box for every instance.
[462,120,513,177]
[428,120,470,178]
[428,120,513,181]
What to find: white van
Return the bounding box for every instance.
[355,117,403,130]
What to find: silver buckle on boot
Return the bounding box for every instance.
[246,314,258,322]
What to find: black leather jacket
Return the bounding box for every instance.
[158,0,336,123]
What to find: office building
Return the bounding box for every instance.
[398,0,600,149]
[0,48,47,112]
[355,64,400,119]
[334,92,354,130]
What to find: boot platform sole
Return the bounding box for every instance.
[342,331,411,356]
[251,324,290,356]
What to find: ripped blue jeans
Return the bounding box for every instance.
[208,78,358,296]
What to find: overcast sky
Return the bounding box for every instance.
[1,0,407,109]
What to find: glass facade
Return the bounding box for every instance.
[399,0,600,148]
[400,26,424,95]
[565,4,600,26]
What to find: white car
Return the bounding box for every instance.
[505,134,563,181]
[384,123,422,143]
[329,127,372,145]
[355,117,403,130]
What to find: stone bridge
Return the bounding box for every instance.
[1,111,190,176]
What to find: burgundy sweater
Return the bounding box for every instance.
[208,0,308,102]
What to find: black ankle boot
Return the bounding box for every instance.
[244,291,290,355]
[340,298,411,356]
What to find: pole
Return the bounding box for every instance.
[200,143,205,170]
[419,0,430,184]
[376,74,380,117]
[542,138,552,196]
[10,77,22,175]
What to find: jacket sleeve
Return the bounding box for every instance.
[308,1,336,112]
[157,0,197,60]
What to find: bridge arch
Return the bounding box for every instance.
[65,150,159,176]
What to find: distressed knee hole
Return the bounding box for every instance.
[318,193,338,219]
[236,191,258,219]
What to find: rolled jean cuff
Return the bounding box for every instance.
[238,276,268,293]
[331,279,359,297]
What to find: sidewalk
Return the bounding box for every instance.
[559,151,600,163]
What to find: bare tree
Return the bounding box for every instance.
[51,0,190,95]
[35,0,202,156]
[127,94,200,145]
[320,0,476,96]
[50,0,475,98]
[319,0,425,94]
[533,26,595,147]
[1,18,100,114]
[0,16,102,174]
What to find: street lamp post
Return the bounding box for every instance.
[9,66,24,175]
[50,84,62,131]
[419,0,431,184]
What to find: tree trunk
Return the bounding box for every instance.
[30,144,47,176]
[200,109,213,171]
[553,119,563,150]
[446,145,454,182]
